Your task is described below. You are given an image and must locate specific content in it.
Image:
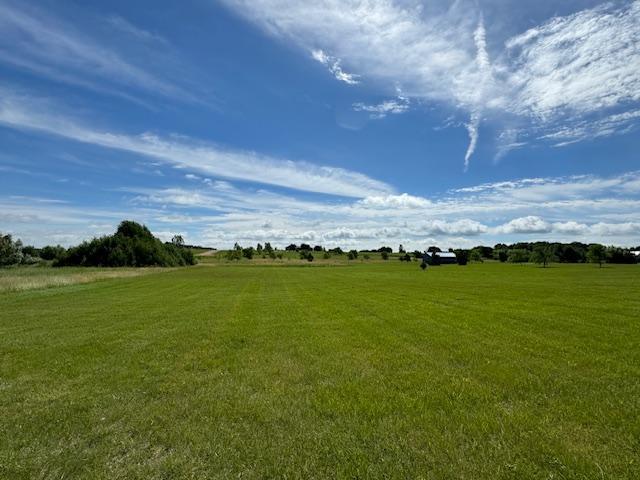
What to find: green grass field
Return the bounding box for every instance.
[1,262,639,478]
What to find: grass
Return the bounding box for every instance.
[0,265,170,293]
[1,262,638,478]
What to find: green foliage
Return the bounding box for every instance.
[494,249,508,262]
[530,244,557,268]
[323,251,331,260]
[40,245,66,261]
[606,247,637,264]
[381,251,389,260]
[171,235,185,247]
[55,221,196,267]
[454,249,469,266]
[242,247,254,259]
[299,250,314,262]
[0,233,24,266]
[469,250,483,262]
[508,249,530,263]
[587,244,607,267]
[347,250,358,260]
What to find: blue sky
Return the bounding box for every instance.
[1,0,639,249]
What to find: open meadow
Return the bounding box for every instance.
[1,262,639,478]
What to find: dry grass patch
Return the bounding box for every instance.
[0,267,171,293]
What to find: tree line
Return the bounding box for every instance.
[0,221,196,267]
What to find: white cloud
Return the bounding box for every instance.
[311,49,360,85]
[0,88,392,198]
[496,216,551,234]
[352,97,409,119]
[0,2,197,103]
[222,0,640,166]
[4,168,640,248]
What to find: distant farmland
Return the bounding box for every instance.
[1,262,639,478]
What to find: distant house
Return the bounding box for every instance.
[423,251,457,265]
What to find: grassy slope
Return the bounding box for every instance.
[1,263,639,479]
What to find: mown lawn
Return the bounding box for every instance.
[1,263,639,478]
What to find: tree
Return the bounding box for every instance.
[508,249,530,264]
[329,247,343,255]
[299,243,311,251]
[530,244,556,268]
[378,246,392,253]
[494,249,508,262]
[285,244,298,251]
[347,249,358,260]
[469,250,483,262]
[454,250,469,266]
[381,251,389,260]
[56,221,195,267]
[607,247,636,264]
[40,245,66,261]
[427,246,441,253]
[242,247,254,259]
[587,244,607,268]
[171,235,185,247]
[313,245,323,252]
[264,242,273,254]
[0,233,24,266]
[474,245,493,259]
[256,243,263,254]
[299,250,314,261]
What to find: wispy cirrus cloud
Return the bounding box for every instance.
[0,1,199,104]
[0,87,392,198]
[311,49,360,85]
[222,0,640,167]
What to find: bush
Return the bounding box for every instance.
[347,250,358,260]
[242,247,254,259]
[455,250,469,266]
[508,249,530,264]
[55,221,196,267]
[299,250,314,261]
[40,245,66,261]
[381,251,389,260]
[0,233,24,266]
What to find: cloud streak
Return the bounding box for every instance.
[222,0,640,167]
[0,88,392,198]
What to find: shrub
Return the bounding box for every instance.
[55,221,196,267]
[508,249,530,264]
[242,247,254,259]
[347,250,358,260]
[455,250,469,266]
[587,244,607,267]
[0,233,24,266]
[40,245,66,261]
[323,251,331,259]
[381,251,389,260]
[530,244,557,268]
